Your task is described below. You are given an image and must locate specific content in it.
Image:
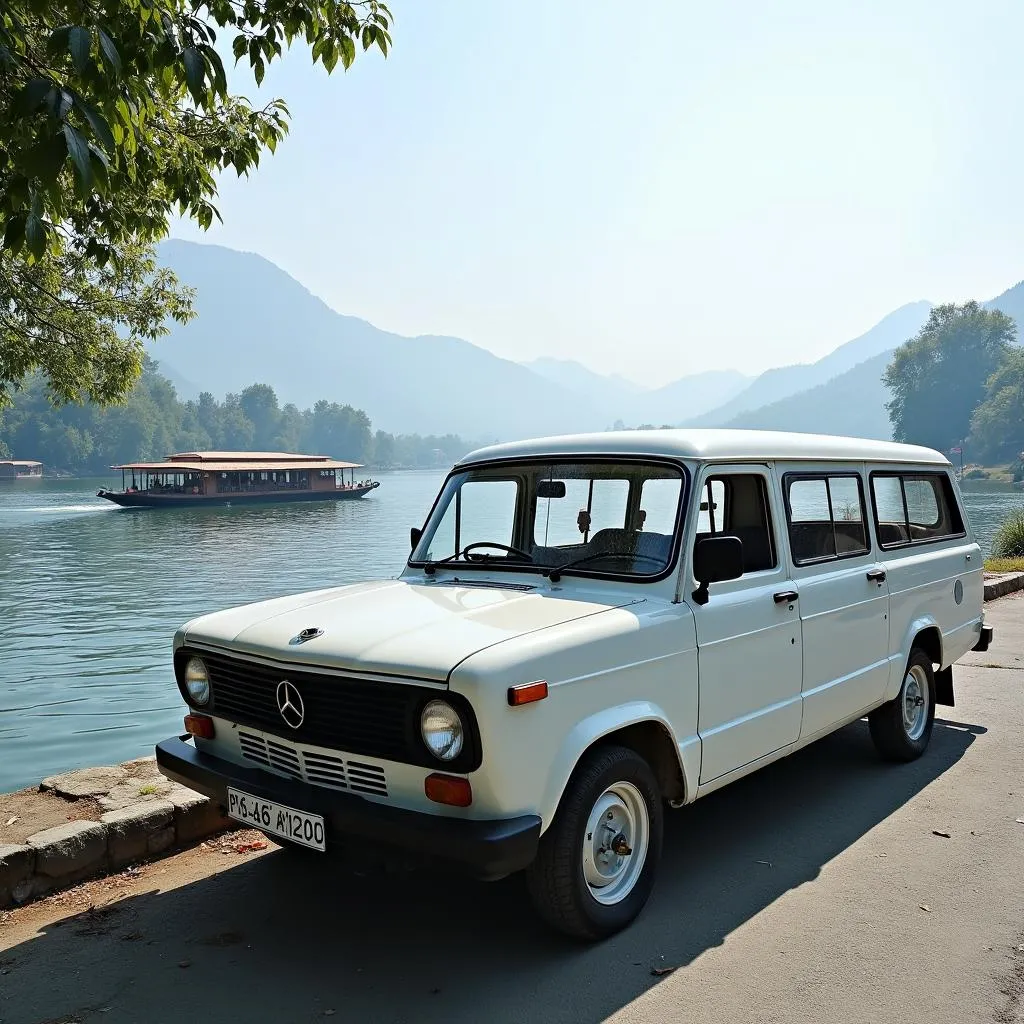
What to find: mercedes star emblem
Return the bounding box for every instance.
[275,679,305,729]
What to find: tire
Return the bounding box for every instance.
[526,744,663,941]
[869,648,936,761]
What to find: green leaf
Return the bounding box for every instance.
[25,214,46,260]
[97,29,122,75]
[69,26,91,74]
[46,25,71,57]
[63,123,92,189]
[202,44,227,95]
[80,102,116,152]
[22,132,68,183]
[340,35,355,70]
[3,213,26,254]
[46,88,73,121]
[253,57,265,86]
[16,78,52,115]
[232,34,247,62]
[183,47,205,104]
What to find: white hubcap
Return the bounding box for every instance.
[581,782,649,905]
[902,664,929,741]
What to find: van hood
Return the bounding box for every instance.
[182,579,634,682]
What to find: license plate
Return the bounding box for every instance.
[226,787,326,852]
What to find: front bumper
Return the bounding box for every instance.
[155,736,540,880]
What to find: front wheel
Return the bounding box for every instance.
[869,648,936,761]
[526,745,663,940]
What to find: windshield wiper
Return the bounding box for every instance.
[422,542,533,576]
[543,552,624,582]
[543,550,665,582]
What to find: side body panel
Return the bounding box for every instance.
[869,466,984,700]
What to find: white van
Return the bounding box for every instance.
[156,430,993,940]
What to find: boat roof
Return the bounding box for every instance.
[112,451,362,471]
[460,429,949,467]
[0,460,42,467]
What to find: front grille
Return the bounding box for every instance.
[238,730,388,797]
[175,647,481,772]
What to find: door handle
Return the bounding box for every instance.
[867,569,886,583]
[773,590,798,604]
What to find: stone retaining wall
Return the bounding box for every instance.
[984,571,1024,601]
[0,756,230,909]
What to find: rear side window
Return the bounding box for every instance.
[784,474,870,565]
[870,472,965,548]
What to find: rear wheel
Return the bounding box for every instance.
[526,745,663,940]
[869,648,936,761]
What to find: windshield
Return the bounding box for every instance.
[410,460,685,580]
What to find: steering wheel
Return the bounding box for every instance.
[462,541,534,562]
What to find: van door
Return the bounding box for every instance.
[781,466,891,743]
[689,465,803,784]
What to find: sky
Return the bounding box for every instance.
[171,0,1024,387]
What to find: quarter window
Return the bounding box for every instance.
[871,473,965,547]
[785,474,870,565]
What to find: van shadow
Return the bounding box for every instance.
[3,718,984,1024]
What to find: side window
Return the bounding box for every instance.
[871,473,965,547]
[785,474,870,565]
[694,474,776,574]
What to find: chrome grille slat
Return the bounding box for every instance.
[236,729,388,798]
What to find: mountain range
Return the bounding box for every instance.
[153,239,1023,443]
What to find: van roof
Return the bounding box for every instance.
[460,429,950,467]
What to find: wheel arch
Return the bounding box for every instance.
[537,702,690,833]
[886,616,943,701]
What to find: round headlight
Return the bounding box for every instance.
[420,700,464,761]
[184,657,210,706]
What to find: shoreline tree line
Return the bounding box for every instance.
[0,358,480,474]
[884,301,1024,474]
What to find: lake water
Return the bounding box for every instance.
[1,474,1021,792]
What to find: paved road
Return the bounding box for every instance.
[2,596,1023,1024]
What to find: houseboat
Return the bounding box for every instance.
[96,451,379,508]
[0,460,43,480]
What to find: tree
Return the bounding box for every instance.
[0,240,193,405]
[0,1,391,403]
[1,1,391,257]
[883,302,1016,450]
[968,348,1024,463]
[239,383,280,449]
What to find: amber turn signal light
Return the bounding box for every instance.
[424,773,472,807]
[507,680,548,706]
[184,713,215,740]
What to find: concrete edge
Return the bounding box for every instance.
[0,791,230,910]
[984,572,1024,601]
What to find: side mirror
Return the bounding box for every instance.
[692,535,743,605]
[410,526,422,551]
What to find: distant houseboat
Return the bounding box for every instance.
[0,460,43,480]
[96,451,379,508]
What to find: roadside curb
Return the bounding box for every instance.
[984,571,1024,601]
[0,756,230,910]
